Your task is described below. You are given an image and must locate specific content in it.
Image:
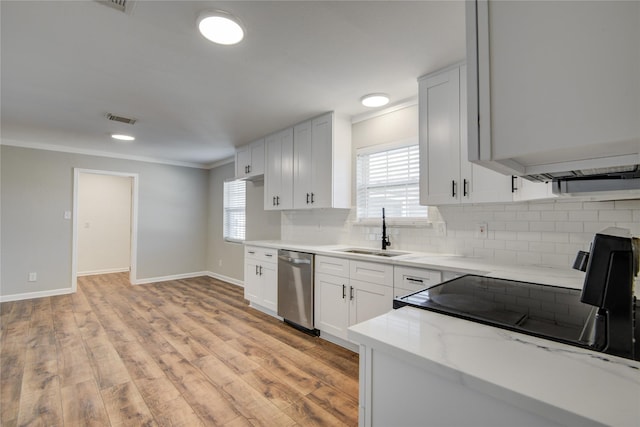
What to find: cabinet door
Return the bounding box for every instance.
[261,262,277,312]
[264,132,281,210]
[249,139,265,177]
[315,273,349,340]
[264,130,293,210]
[310,114,333,208]
[293,120,313,209]
[235,145,251,178]
[349,279,393,327]
[244,260,261,303]
[419,67,461,205]
[468,1,640,175]
[512,177,555,202]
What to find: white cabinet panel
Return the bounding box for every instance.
[315,255,350,278]
[315,272,350,340]
[350,261,393,286]
[265,128,294,210]
[393,266,442,297]
[244,246,277,312]
[235,139,265,179]
[349,279,393,327]
[467,0,640,176]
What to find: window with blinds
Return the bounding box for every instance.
[356,142,428,220]
[223,179,246,242]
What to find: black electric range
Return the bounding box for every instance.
[393,274,595,349]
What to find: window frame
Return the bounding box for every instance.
[223,178,246,243]
[355,138,429,226]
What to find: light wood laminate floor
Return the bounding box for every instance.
[0,273,359,426]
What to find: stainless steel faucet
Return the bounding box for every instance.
[382,208,391,250]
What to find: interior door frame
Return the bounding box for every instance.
[71,168,139,291]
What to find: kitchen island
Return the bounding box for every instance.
[348,306,640,427]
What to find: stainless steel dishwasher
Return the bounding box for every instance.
[277,249,317,334]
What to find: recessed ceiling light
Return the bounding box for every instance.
[361,93,390,108]
[111,134,135,141]
[197,10,244,45]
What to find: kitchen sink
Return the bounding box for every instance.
[338,248,408,257]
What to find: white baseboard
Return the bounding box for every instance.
[0,287,74,303]
[132,271,210,285]
[77,267,130,277]
[205,271,244,288]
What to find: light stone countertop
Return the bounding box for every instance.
[244,240,587,289]
[348,307,640,427]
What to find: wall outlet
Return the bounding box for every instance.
[28,272,37,282]
[476,222,488,239]
[63,210,71,220]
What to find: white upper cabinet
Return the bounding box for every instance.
[264,128,294,210]
[419,64,513,205]
[235,138,265,179]
[293,112,351,210]
[466,0,640,177]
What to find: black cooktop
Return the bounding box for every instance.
[393,275,595,348]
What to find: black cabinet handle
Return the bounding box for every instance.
[306,193,310,204]
[511,176,518,193]
[451,180,457,198]
[463,179,469,197]
[248,165,251,174]
[255,265,259,275]
[350,286,354,301]
[259,265,263,276]
[248,251,255,255]
[406,277,424,283]
[342,284,346,299]
[276,196,280,206]
[310,193,314,204]
[273,196,276,206]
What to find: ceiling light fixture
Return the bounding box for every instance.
[111,134,135,141]
[197,10,245,45]
[361,93,390,108]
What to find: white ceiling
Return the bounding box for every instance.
[1,0,466,167]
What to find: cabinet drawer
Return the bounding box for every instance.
[393,266,442,294]
[245,246,277,264]
[350,261,393,286]
[315,255,350,278]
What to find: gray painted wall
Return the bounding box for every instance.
[1,145,208,299]
[206,162,280,283]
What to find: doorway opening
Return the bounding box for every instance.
[72,168,139,291]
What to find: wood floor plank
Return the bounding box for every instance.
[0,273,359,427]
[100,381,156,426]
[61,379,111,426]
[158,351,241,425]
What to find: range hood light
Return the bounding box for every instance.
[361,93,390,108]
[198,10,244,45]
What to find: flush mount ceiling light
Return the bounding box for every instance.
[197,10,245,45]
[361,93,390,108]
[111,134,135,141]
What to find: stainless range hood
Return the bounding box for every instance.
[523,165,640,197]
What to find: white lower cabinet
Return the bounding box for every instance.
[244,246,278,312]
[315,256,393,341]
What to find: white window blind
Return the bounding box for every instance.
[357,143,428,220]
[223,179,246,242]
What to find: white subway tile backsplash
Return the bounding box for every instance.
[598,209,633,222]
[281,198,640,268]
[541,211,568,221]
[555,221,584,233]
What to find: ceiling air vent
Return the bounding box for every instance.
[95,0,131,13]
[106,113,137,125]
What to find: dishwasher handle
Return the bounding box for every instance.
[278,255,311,265]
